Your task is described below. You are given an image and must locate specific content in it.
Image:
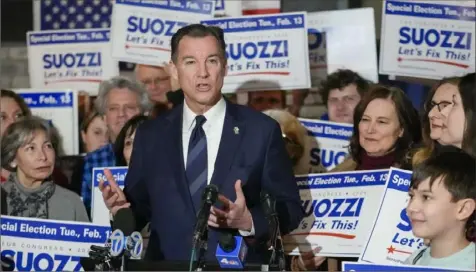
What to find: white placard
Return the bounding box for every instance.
[0,216,110,271]
[91,167,127,226]
[380,0,476,79]
[360,168,424,265]
[15,89,79,156]
[342,261,473,271]
[284,170,389,257]
[202,12,311,93]
[110,0,215,65]
[308,8,379,86]
[26,29,119,96]
[299,118,353,171]
[214,0,242,17]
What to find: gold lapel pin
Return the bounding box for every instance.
[234,126,239,135]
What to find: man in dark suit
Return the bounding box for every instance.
[100,24,303,262]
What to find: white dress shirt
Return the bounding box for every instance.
[182,97,254,236]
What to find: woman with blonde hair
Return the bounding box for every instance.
[263,109,326,175]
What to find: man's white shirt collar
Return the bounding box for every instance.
[183,96,226,131]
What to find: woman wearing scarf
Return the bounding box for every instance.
[1,116,88,222]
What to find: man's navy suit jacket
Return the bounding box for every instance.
[124,99,304,262]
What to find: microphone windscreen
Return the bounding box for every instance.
[113,208,136,235]
[219,231,236,253]
[202,184,219,203]
[260,191,276,217]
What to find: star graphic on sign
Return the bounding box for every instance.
[387,245,396,254]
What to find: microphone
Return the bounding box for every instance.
[86,236,114,270]
[125,231,144,258]
[215,231,248,269]
[261,192,286,271]
[113,208,136,236]
[109,208,139,271]
[192,184,219,247]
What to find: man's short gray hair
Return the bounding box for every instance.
[94,76,152,115]
[1,116,60,172]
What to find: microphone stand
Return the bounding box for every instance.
[267,216,286,271]
[195,229,208,271]
[261,192,286,272]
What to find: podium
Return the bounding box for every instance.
[126,260,280,271]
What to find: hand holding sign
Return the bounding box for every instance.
[208,180,253,232]
[99,168,130,216]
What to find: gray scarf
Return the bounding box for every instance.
[2,174,55,219]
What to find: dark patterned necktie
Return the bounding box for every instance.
[186,115,208,211]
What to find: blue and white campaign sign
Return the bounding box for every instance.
[283,170,389,257]
[91,167,128,226]
[342,261,473,271]
[214,0,242,17]
[360,168,422,265]
[27,29,119,95]
[299,118,353,171]
[202,12,311,93]
[0,216,110,271]
[307,8,378,86]
[15,89,79,155]
[380,0,476,79]
[110,0,215,65]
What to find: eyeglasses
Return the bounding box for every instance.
[426,95,456,112]
[142,77,170,87]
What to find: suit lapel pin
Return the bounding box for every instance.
[234,126,239,135]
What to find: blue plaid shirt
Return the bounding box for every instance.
[81,144,116,213]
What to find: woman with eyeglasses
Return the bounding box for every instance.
[413,73,475,165]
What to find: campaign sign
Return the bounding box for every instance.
[299,118,353,171]
[283,170,389,257]
[91,167,128,226]
[27,29,119,95]
[0,216,111,271]
[380,0,476,79]
[360,168,424,265]
[342,261,472,271]
[214,0,242,17]
[307,8,378,86]
[15,89,79,155]
[201,12,311,93]
[111,0,215,65]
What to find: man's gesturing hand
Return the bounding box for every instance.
[208,180,253,232]
[98,168,130,216]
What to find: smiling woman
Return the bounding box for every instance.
[333,85,422,172]
[0,117,88,222]
[296,85,422,271]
